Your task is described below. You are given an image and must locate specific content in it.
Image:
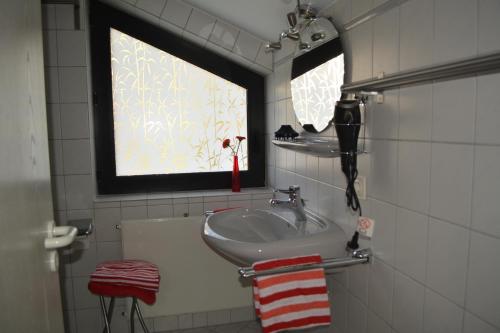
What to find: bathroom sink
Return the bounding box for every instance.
[202,208,347,266]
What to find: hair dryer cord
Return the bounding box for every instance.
[344,154,362,216]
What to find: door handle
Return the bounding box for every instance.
[44,221,78,250]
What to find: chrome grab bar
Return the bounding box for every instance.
[238,248,372,278]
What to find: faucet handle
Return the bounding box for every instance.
[273,186,301,200]
[274,185,300,194]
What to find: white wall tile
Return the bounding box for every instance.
[42,4,57,30]
[476,72,500,145]
[306,155,319,180]
[255,43,272,70]
[330,280,348,332]
[155,315,178,331]
[393,272,425,333]
[352,0,373,17]
[62,139,91,175]
[478,0,500,53]
[369,140,398,203]
[466,231,500,327]
[62,278,74,310]
[55,4,76,30]
[368,258,394,323]
[472,146,500,238]
[147,204,173,218]
[207,309,231,326]
[395,208,429,283]
[121,205,148,220]
[399,85,433,141]
[74,308,101,333]
[463,311,500,333]
[45,67,60,103]
[185,9,216,39]
[430,143,474,226]
[47,103,62,139]
[369,199,396,265]
[97,241,123,263]
[348,263,369,303]
[50,139,64,175]
[43,30,58,67]
[59,67,88,103]
[434,0,477,63]
[71,242,97,277]
[209,21,238,51]
[366,310,391,333]
[426,218,469,305]
[349,22,373,81]
[94,207,121,242]
[52,175,66,211]
[161,0,192,28]
[347,294,368,333]
[318,157,334,185]
[371,89,399,140]
[372,8,399,76]
[399,0,434,70]
[423,288,464,333]
[317,183,335,221]
[136,0,166,17]
[65,175,93,210]
[60,103,90,139]
[57,31,86,67]
[234,31,261,61]
[322,0,352,25]
[432,77,476,143]
[397,141,431,213]
[72,276,98,309]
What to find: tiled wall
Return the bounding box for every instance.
[266,0,500,333]
[41,1,272,332]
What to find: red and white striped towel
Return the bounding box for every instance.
[90,260,160,292]
[252,255,331,333]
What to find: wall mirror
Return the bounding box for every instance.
[290,19,345,133]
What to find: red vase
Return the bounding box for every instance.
[232,155,240,192]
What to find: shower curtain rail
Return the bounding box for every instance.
[342,50,500,93]
[238,248,372,278]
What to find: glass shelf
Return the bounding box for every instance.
[272,137,367,158]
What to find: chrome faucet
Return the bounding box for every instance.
[269,185,307,222]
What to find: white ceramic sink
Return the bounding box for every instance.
[202,208,347,266]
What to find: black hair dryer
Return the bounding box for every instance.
[334,99,362,215]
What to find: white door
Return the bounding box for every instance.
[0,0,65,332]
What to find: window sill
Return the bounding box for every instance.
[94,187,273,204]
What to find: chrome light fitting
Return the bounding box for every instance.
[265,0,328,53]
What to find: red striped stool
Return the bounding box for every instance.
[88,260,160,333]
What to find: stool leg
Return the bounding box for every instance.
[99,296,111,333]
[134,298,150,333]
[130,298,136,333]
[102,297,115,333]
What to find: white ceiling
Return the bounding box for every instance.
[183,0,336,41]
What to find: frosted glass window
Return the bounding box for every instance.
[290,54,344,132]
[110,28,248,176]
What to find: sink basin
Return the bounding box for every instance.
[202,208,347,266]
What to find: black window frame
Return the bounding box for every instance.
[89,1,265,194]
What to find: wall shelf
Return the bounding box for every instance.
[272,138,366,158]
[342,51,500,93]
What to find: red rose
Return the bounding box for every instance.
[222,138,230,148]
[236,136,246,142]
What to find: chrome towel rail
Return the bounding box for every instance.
[342,51,500,93]
[238,248,372,278]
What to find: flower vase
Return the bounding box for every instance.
[232,155,240,192]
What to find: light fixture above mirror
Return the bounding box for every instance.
[265,0,338,53]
